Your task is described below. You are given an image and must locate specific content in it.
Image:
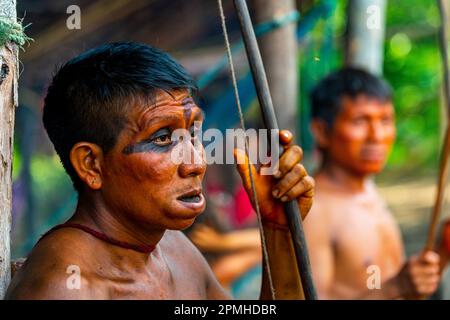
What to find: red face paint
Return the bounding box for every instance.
[101,89,207,231]
[325,95,396,176]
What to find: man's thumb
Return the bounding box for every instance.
[233,148,257,192]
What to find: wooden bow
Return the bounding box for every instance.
[228,0,317,299]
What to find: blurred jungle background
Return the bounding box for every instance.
[9,0,450,298]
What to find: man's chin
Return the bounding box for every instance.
[166,215,200,231]
[357,163,385,176]
[165,205,206,230]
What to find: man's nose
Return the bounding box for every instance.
[178,141,206,177]
[368,121,385,142]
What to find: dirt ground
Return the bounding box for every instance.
[378,176,450,299]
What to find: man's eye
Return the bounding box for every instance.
[352,117,365,125]
[381,116,393,125]
[152,134,172,146]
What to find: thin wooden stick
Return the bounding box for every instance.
[425,0,450,251]
[426,129,450,250]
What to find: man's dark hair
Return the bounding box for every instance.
[43,42,197,192]
[310,67,392,128]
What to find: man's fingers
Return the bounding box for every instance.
[274,145,303,178]
[279,130,294,147]
[416,266,440,277]
[272,164,307,198]
[420,251,440,264]
[277,176,315,202]
[417,284,439,295]
[407,251,441,296]
[233,148,258,193]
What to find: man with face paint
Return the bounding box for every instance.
[304,68,442,299]
[5,42,314,299]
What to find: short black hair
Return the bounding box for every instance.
[310,67,392,128]
[43,42,197,192]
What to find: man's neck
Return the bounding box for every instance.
[318,161,371,194]
[71,192,166,256]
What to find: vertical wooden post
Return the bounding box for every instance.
[251,0,299,137]
[0,0,18,298]
[345,0,387,75]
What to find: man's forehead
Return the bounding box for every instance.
[341,95,394,113]
[130,89,198,114]
[149,89,202,117]
[126,89,203,128]
[155,88,192,103]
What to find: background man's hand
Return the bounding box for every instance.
[234,130,314,226]
[396,251,440,299]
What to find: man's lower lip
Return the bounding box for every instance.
[361,152,385,161]
[362,155,384,161]
[177,194,205,210]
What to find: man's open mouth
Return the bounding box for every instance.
[177,189,203,203]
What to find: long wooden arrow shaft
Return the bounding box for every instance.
[232,0,317,300]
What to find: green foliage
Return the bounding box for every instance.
[384,0,442,171]
[0,17,32,48]
[12,143,21,181]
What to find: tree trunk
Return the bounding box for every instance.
[0,0,18,298]
[345,0,387,75]
[251,0,299,137]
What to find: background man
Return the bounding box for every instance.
[304,68,441,299]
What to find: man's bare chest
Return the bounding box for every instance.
[90,256,207,299]
[332,203,404,286]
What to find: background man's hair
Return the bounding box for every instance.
[43,41,197,192]
[310,67,392,128]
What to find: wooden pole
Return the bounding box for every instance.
[250,0,298,137]
[345,0,387,75]
[0,0,18,298]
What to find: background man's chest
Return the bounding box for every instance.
[332,203,404,288]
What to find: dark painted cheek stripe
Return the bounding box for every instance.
[122,142,175,155]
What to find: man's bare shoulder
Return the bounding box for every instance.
[161,230,230,299]
[161,230,210,267]
[6,228,103,299]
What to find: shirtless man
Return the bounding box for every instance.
[304,68,441,299]
[5,42,314,299]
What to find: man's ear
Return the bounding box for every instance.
[70,142,104,190]
[310,119,331,149]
